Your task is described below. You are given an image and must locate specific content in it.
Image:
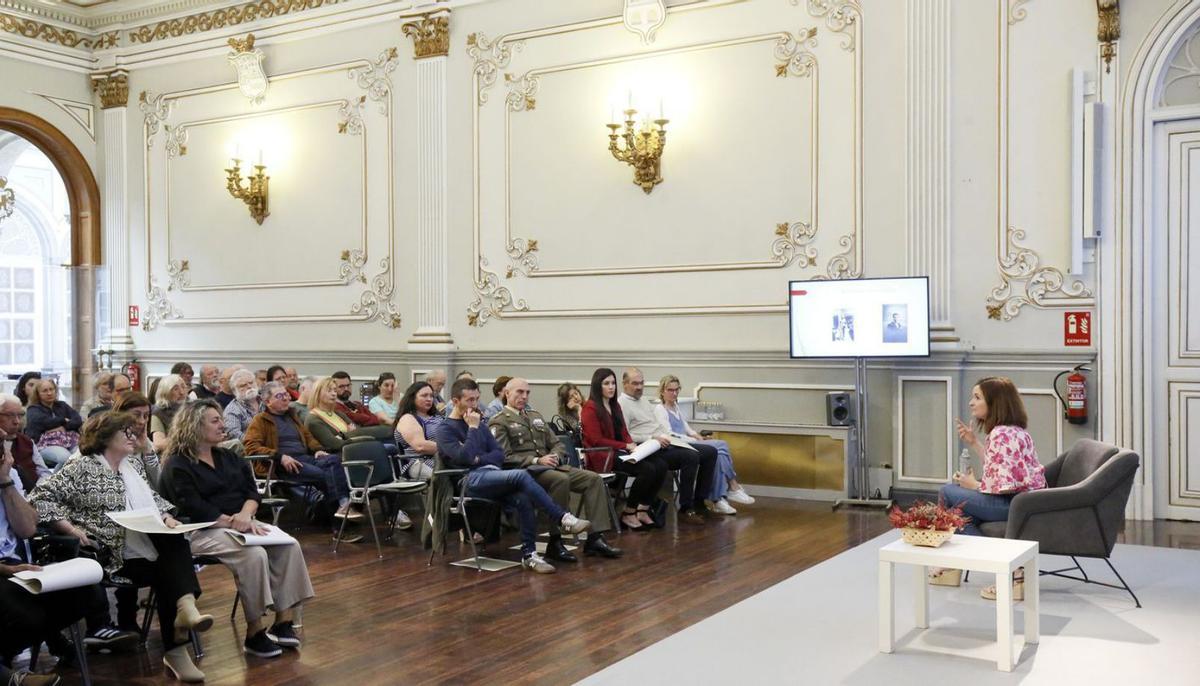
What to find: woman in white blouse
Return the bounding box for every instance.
[655,375,754,515]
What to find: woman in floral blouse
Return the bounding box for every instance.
[30,411,214,683]
[931,376,1047,599]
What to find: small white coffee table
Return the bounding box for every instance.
[878,534,1039,671]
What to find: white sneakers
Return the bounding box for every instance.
[560,512,592,535]
[522,552,556,574]
[394,509,413,530]
[712,499,737,515]
[727,488,755,505]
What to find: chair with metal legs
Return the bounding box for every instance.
[423,456,511,572]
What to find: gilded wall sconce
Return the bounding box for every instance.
[225,156,269,224]
[606,106,669,194]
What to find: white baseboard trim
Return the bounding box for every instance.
[741,485,842,502]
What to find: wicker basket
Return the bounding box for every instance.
[901,527,954,548]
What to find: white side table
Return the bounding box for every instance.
[878,534,1039,671]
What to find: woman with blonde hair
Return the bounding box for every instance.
[161,399,314,661]
[654,375,754,515]
[150,373,189,453]
[304,376,360,452]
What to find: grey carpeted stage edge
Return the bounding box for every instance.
[580,530,1200,685]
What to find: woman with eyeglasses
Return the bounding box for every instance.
[25,378,83,469]
[29,411,214,683]
[112,392,162,489]
[654,375,754,515]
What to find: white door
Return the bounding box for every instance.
[1153,119,1200,521]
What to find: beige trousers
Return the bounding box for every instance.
[189,528,315,622]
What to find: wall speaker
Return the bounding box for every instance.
[826,391,855,427]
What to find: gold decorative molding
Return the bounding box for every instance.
[338,249,402,329]
[0,177,14,225]
[773,222,819,267]
[467,32,522,105]
[799,0,860,51]
[775,27,818,77]
[1097,0,1119,74]
[401,14,449,59]
[90,70,129,109]
[127,0,347,45]
[337,95,366,135]
[166,259,190,291]
[142,275,182,331]
[337,47,398,134]
[468,257,528,327]
[504,238,539,278]
[138,90,172,149]
[0,13,116,50]
[165,124,188,158]
[1008,0,1031,25]
[811,233,860,280]
[228,33,256,54]
[985,227,1092,320]
[504,72,539,112]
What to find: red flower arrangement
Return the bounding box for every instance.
[888,498,969,532]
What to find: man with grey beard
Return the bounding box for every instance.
[222,369,262,442]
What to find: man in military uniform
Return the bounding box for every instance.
[489,378,622,562]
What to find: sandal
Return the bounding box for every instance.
[620,510,644,530]
[635,507,655,527]
[981,568,1025,601]
[928,568,962,587]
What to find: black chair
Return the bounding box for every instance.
[13,536,92,686]
[424,455,509,572]
[553,427,622,532]
[979,439,1142,607]
[332,441,428,555]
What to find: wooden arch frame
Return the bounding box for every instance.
[0,107,100,266]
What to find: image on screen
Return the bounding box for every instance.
[788,277,930,358]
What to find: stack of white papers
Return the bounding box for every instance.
[106,509,215,534]
[620,436,698,463]
[8,558,103,594]
[224,524,297,547]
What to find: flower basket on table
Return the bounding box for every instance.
[888,499,968,548]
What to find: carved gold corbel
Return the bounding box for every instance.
[1097,1,1119,74]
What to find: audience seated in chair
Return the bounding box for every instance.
[931,376,1047,601]
[291,376,318,424]
[29,412,213,683]
[582,368,663,531]
[78,372,115,419]
[284,368,301,401]
[434,378,591,574]
[618,367,718,525]
[110,392,163,490]
[193,365,221,401]
[483,376,512,422]
[214,366,240,410]
[150,374,189,455]
[161,400,314,660]
[1,436,114,686]
[489,378,621,561]
[0,393,52,490]
[243,382,360,526]
[170,363,198,401]
[392,381,444,481]
[223,369,262,443]
[305,377,368,453]
[425,370,448,414]
[655,375,754,515]
[552,383,584,443]
[24,379,82,470]
[368,373,400,425]
[331,371,379,427]
[14,372,41,408]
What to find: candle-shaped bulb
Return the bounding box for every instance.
[658,97,664,119]
[256,149,263,166]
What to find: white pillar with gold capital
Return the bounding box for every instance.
[404,11,454,348]
[91,69,136,363]
[906,0,957,342]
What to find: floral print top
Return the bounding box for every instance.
[980,425,1047,494]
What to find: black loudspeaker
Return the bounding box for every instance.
[826,391,855,427]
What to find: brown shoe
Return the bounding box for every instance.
[12,671,63,686]
[680,510,707,525]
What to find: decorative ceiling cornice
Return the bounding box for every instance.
[0,11,116,49]
[127,0,350,45]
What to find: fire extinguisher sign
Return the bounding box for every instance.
[128,305,140,327]
[1064,311,1091,346]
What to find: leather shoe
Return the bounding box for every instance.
[583,535,623,558]
[544,537,578,563]
[680,510,707,525]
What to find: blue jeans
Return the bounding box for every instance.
[694,439,737,501]
[465,468,566,555]
[939,483,1015,536]
[292,453,350,507]
[39,445,71,470]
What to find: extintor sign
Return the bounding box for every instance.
[1064,311,1091,346]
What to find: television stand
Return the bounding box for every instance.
[834,357,893,511]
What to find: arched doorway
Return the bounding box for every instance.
[0,108,101,404]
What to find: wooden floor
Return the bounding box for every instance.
[43,500,1200,686]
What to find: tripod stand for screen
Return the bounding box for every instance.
[833,357,893,510]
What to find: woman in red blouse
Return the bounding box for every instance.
[580,368,667,531]
[932,376,1047,598]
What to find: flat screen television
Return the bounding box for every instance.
[788,277,930,358]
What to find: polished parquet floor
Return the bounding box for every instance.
[45,498,1200,686]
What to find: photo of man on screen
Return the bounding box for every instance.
[882,305,908,343]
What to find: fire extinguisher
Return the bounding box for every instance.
[122,359,142,393]
[1053,364,1090,425]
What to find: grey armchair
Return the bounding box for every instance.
[978,439,1142,607]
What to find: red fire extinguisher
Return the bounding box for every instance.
[122,359,142,393]
[1054,364,1090,425]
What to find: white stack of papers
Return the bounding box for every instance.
[224,524,297,547]
[620,436,698,463]
[8,557,103,594]
[106,509,215,534]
